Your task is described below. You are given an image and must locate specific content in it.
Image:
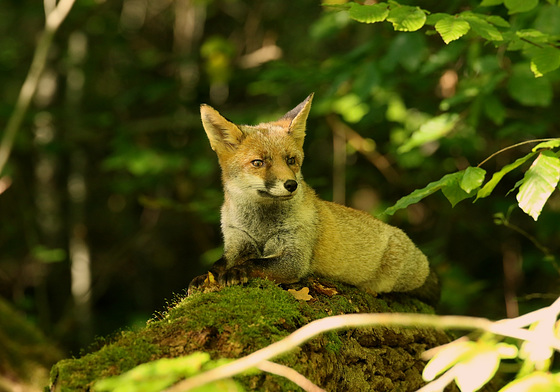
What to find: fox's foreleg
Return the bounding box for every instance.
[188,232,311,294]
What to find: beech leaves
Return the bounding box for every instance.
[384,140,560,221]
[338,0,560,77]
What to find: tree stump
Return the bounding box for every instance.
[50,277,456,391]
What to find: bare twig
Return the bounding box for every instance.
[0,0,77,175]
[476,138,557,168]
[326,114,400,184]
[257,360,326,392]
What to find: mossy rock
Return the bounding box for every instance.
[0,297,62,392]
[50,277,454,391]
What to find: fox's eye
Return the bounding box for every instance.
[286,157,296,165]
[251,159,264,167]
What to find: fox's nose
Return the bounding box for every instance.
[284,180,298,193]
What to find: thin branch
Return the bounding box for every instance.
[257,360,326,392]
[326,114,401,184]
[476,138,557,168]
[165,307,560,392]
[0,0,77,175]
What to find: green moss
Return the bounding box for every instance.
[167,279,303,347]
[51,336,161,391]
[324,331,343,353]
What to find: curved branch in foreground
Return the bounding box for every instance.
[166,297,560,392]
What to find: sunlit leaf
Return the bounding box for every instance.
[504,0,538,14]
[517,150,560,220]
[499,372,560,392]
[476,152,537,200]
[454,350,500,392]
[435,16,471,44]
[496,343,518,359]
[398,113,459,153]
[387,4,427,32]
[528,46,560,77]
[94,353,241,392]
[332,94,369,123]
[461,13,503,41]
[533,139,560,152]
[348,3,389,24]
[423,341,474,381]
[461,167,486,193]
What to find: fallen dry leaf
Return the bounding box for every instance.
[288,287,313,301]
[312,282,338,297]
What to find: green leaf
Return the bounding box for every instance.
[348,3,389,24]
[435,16,471,44]
[461,13,503,41]
[387,4,427,32]
[423,341,474,381]
[442,180,474,207]
[461,167,486,193]
[486,15,510,28]
[332,94,369,123]
[480,0,503,6]
[517,150,560,221]
[94,353,242,392]
[533,139,560,152]
[505,0,539,14]
[499,372,560,392]
[507,64,553,107]
[454,349,500,392]
[476,151,538,200]
[528,46,560,77]
[425,13,448,26]
[384,171,468,215]
[398,113,459,153]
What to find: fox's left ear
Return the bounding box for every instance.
[280,93,314,148]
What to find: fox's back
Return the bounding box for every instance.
[310,194,429,293]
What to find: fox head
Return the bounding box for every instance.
[200,94,313,203]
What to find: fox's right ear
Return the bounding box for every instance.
[200,105,244,152]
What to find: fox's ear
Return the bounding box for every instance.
[200,105,244,152]
[280,93,313,148]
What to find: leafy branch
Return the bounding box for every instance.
[327,0,560,78]
[384,139,560,222]
[0,0,77,177]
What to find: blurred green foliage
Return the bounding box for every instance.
[0,0,559,354]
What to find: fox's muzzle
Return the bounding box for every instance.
[284,180,298,193]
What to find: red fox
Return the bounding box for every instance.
[189,94,430,295]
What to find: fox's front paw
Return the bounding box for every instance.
[216,265,250,286]
[187,266,250,295]
[187,273,212,295]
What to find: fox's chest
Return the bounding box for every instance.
[221,203,308,258]
[224,211,291,245]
